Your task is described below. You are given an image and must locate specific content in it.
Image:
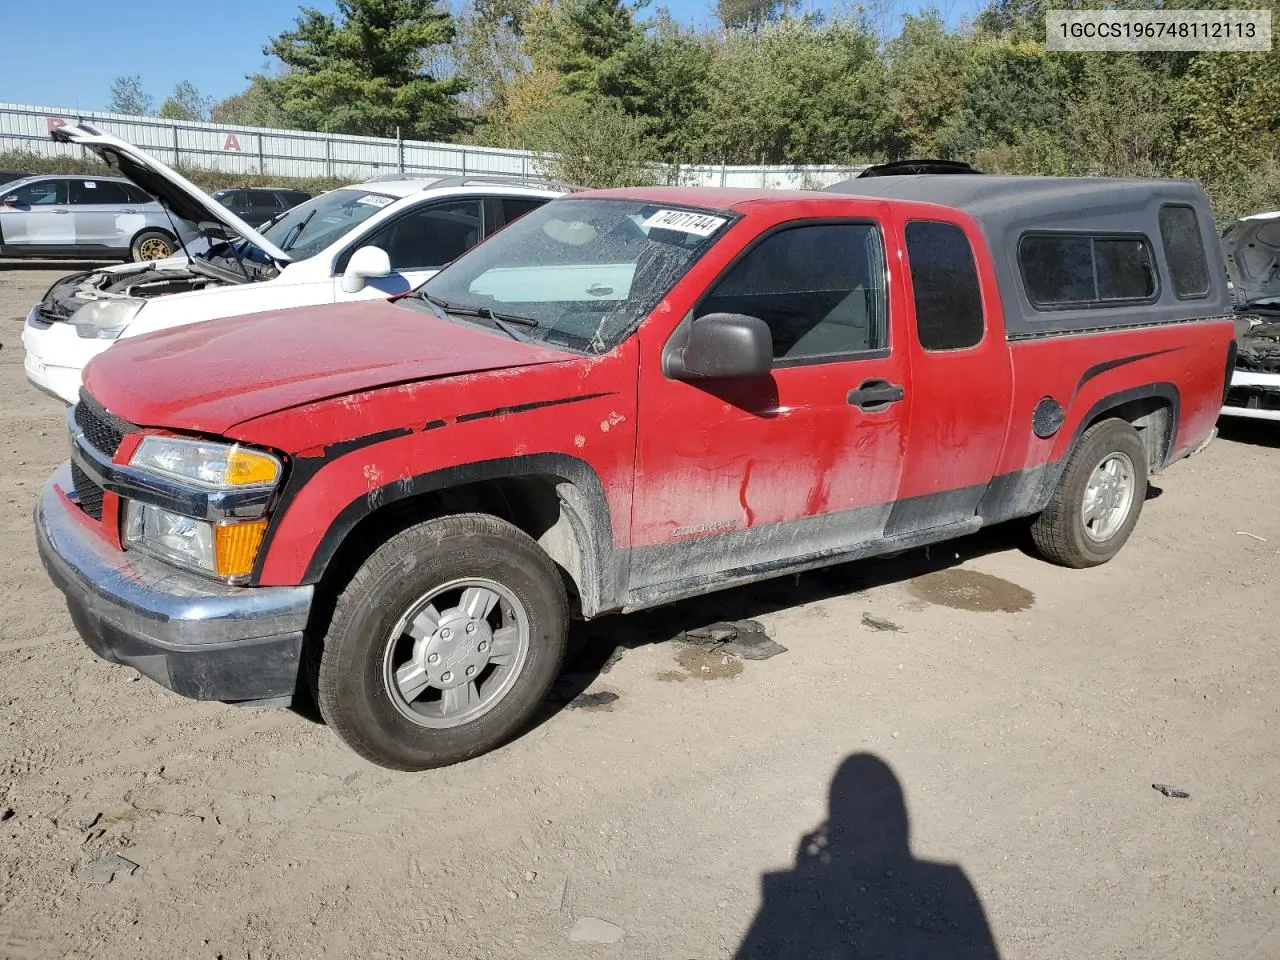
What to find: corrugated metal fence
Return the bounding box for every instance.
[0,102,867,188]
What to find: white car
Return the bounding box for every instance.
[22,123,572,404]
[1221,211,1280,421]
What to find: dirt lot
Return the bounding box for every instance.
[1,262,1277,960]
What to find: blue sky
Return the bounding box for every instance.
[1,0,984,113]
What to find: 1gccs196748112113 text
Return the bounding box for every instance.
[1046,9,1272,52]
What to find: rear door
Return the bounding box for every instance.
[628,216,912,592]
[69,179,134,252]
[0,178,72,250]
[885,213,1013,534]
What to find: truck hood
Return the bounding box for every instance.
[82,299,569,436]
[51,123,292,266]
[1222,211,1280,306]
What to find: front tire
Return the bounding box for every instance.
[1031,418,1148,568]
[130,229,175,262]
[314,514,569,770]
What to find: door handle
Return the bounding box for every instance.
[847,379,905,411]
[121,208,138,214]
[53,209,71,214]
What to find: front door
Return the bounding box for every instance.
[0,178,71,250]
[335,198,486,299]
[628,218,912,594]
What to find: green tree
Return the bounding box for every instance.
[211,76,289,128]
[715,0,790,30]
[524,97,657,186]
[266,0,468,139]
[525,0,641,98]
[106,75,153,116]
[942,39,1065,157]
[603,12,713,157]
[1173,46,1280,218]
[877,15,972,159]
[693,16,883,164]
[157,81,214,122]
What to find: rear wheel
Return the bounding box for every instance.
[1030,418,1148,568]
[130,230,174,262]
[314,514,569,770]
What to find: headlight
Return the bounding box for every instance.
[130,436,282,488]
[124,502,267,580]
[70,299,143,339]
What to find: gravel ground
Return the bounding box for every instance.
[1,262,1277,960]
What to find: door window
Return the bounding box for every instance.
[905,221,985,351]
[500,197,545,228]
[360,199,484,270]
[69,180,131,204]
[7,180,66,205]
[696,222,887,363]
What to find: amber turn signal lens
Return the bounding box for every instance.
[226,448,282,486]
[214,519,268,579]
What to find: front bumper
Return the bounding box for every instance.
[21,306,107,405]
[1221,369,1280,421]
[35,464,314,703]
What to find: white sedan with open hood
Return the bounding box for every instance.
[21,124,572,404]
[1222,210,1280,421]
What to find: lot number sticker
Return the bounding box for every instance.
[641,209,727,237]
[356,194,394,207]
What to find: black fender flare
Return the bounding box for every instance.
[298,453,623,616]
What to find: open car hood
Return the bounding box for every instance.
[1222,211,1280,306]
[51,123,292,265]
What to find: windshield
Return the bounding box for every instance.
[417,198,733,353]
[255,188,397,261]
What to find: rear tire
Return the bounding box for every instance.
[1030,418,1148,568]
[130,229,174,262]
[314,514,569,771]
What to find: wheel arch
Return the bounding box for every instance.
[1067,382,1180,475]
[128,225,177,257]
[295,454,622,619]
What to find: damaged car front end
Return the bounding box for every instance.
[1222,212,1280,421]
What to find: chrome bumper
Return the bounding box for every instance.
[35,464,314,703]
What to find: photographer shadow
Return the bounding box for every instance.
[737,753,1000,959]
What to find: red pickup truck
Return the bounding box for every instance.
[36,179,1235,770]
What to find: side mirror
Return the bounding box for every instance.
[2,196,17,207]
[669,312,773,380]
[340,245,392,293]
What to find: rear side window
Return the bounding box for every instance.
[1159,205,1210,299]
[70,180,131,204]
[904,221,984,351]
[1020,234,1157,307]
[500,197,545,227]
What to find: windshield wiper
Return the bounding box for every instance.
[421,294,540,341]
[280,209,317,251]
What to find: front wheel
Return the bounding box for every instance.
[314,514,569,770]
[1030,418,1148,568]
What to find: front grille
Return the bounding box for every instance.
[70,461,105,521]
[74,393,131,458]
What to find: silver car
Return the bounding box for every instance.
[0,175,199,262]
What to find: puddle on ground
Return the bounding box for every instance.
[656,646,746,682]
[906,569,1034,613]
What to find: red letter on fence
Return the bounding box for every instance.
[223,133,242,152]
[46,117,67,134]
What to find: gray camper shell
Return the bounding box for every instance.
[824,175,1232,339]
